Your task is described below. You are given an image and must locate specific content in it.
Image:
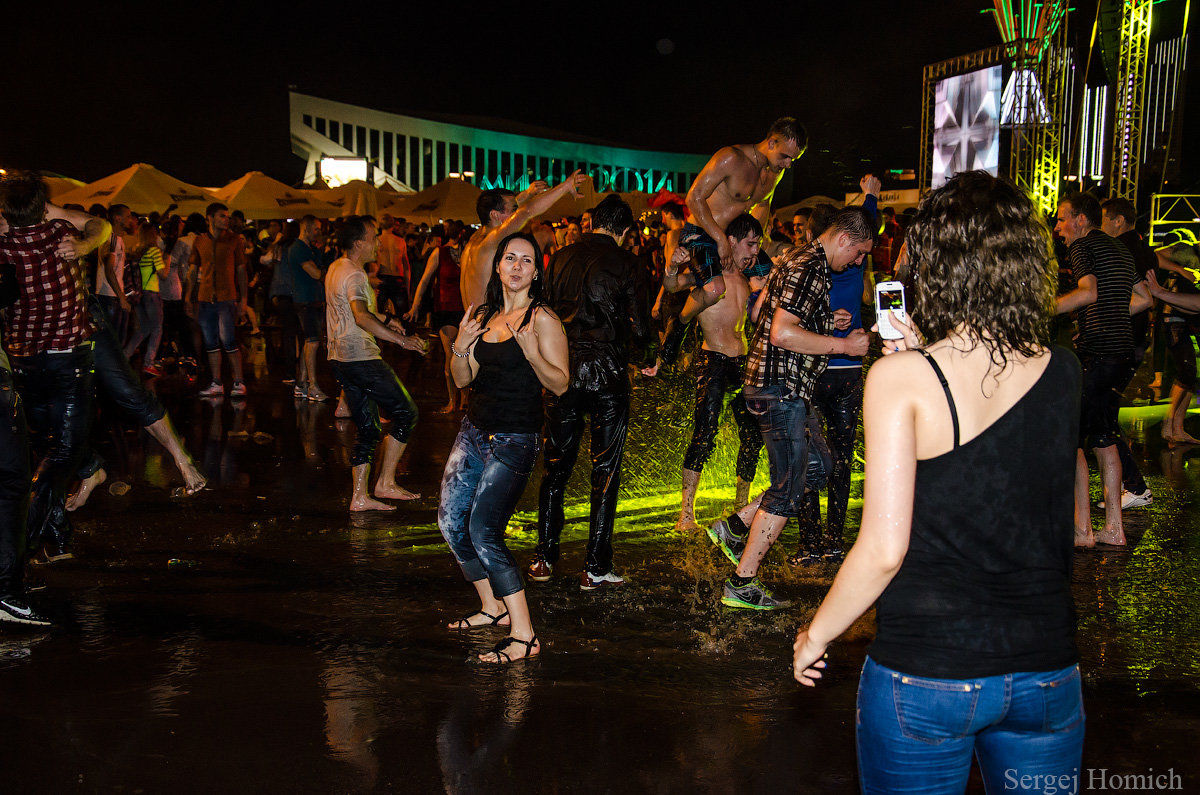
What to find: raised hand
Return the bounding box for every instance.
[508,316,540,361]
[871,310,922,355]
[457,305,485,349]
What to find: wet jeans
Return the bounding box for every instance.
[0,367,30,596]
[537,386,629,575]
[439,417,538,598]
[801,367,863,546]
[742,386,810,518]
[124,291,163,364]
[11,343,94,554]
[330,358,418,466]
[857,657,1085,794]
[682,350,762,481]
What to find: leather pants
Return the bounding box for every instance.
[800,367,863,547]
[682,350,762,481]
[11,344,94,555]
[0,366,30,595]
[536,386,629,575]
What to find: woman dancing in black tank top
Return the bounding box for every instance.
[792,172,1084,793]
[438,233,569,664]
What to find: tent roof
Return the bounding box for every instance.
[44,176,86,200]
[213,172,342,220]
[302,180,382,217]
[383,178,482,225]
[52,163,221,216]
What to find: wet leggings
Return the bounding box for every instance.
[801,367,863,547]
[682,350,762,481]
[537,387,628,575]
[0,367,30,595]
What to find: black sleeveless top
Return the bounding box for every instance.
[467,335,544,434]
[868,345,1081,678]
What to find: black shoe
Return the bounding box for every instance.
[787,548,823,567]
[0,596,52,626]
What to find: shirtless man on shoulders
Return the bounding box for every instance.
[657,119,806,367]
[667,214,765,530]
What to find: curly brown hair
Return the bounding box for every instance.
[907,171,1055,368]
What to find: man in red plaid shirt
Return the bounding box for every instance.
[0,172,111,580]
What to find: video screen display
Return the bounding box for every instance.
[876,287,905,311]
[932,65,1001,188]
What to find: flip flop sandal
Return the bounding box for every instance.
[451,610,509,630]
[479,636,539,664]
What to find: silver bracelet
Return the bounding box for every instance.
[450,342,471,358]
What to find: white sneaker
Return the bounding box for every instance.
[580,570,626,591]
[1098,489,1153,510]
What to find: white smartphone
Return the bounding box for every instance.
[874,281,908,341]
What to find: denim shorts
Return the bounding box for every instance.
[198,301,238,352]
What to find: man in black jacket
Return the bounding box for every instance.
[528,195,651,590]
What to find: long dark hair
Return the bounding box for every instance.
[476,232,545,331]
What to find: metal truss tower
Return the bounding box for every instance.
[1109,0,1153,203]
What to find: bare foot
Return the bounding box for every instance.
[374,483,420,500]
[448,609,511,630]
[1074,527,1096,548]
[1169,433,1200,445]
[674,515,702,533]
[335,400,351,419]
[66,468,107,511]
[177,459,207,495]
[1094,528,1128,546]
[478,635,540,664]
[350,495,397,512]
[436,403,457,414]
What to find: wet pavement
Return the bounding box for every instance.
[3,341,1199,793]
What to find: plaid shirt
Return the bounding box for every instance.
[0,220,95,356]
[743,240,834,400]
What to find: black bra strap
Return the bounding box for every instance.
[918,349,960,449]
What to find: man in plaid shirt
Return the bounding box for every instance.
[0,172,110,588]
[708,206,877,610]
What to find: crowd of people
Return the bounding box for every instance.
[3,113,1199,790]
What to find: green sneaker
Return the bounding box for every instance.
[721,577,790,610]
[707,518,746,565]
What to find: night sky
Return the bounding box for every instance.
[6,2,1193,201]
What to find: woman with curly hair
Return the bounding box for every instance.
[792,171,1084,793]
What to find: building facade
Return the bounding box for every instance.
[290,92,708,195]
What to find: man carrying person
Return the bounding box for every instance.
[708,207,875,610]
[1054,193,1153,548]
[325,216,428,512]
[659,118,807,364]
[666,213,765,532]
[188,202,249,397]
[528,195,651,590]
[0,172,109,575]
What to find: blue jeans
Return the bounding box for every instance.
[742,386,812,518]
[198,300,238,352]
[857,657,1085,794]
[439,417,539,598]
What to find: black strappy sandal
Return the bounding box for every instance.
[451,610,509,630]
[479,636,539,664]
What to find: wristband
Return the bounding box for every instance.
[450,341,471,358]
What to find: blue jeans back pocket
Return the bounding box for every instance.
[892,673,981,744]
[1038,665,1084,733]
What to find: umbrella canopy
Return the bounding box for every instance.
[213,172,342,220]
[385,178,483,226]
[52,163,221,216]
[303,180,380,217]
[771,194,845,221]
[44,176,86,201]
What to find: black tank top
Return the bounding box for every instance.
[868,345,1081,678]
[467,335,544,433]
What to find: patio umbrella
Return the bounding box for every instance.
[52,163,221,216]
[213,172,342,220]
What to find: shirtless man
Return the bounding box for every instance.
[668,214,765,531]
[459,172,587,312]
[680,119,806,318]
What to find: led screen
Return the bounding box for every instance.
[932,65,1001,188]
